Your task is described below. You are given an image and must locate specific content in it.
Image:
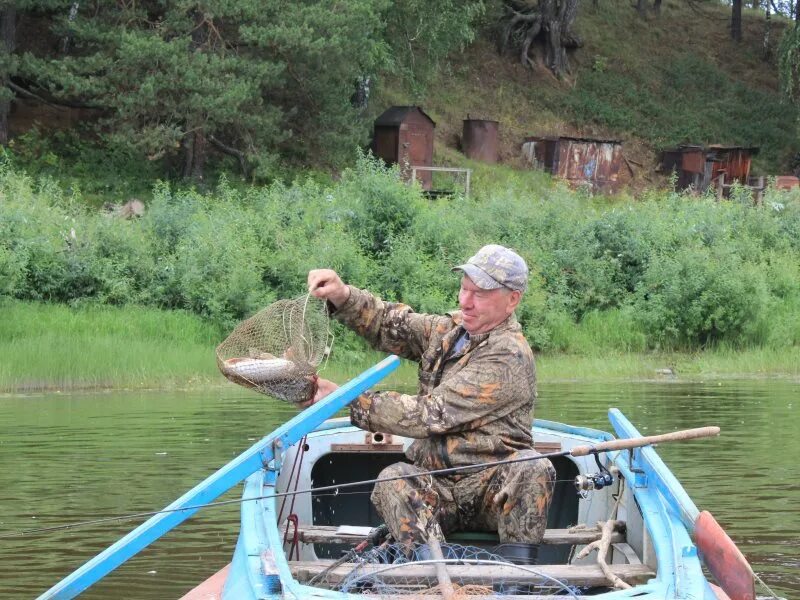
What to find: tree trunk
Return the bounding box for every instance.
[637,0,648,17]
[653,0,662,16]
[751,0,759,10]
[1,2,16,146]
[182,129,207,180]
[499,0,581,78]
[762,2,771,59]
[180,10,209,180]
[796,0,800,22]
[731,0,742,41]
[60,2,80,54]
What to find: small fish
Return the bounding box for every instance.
[222,357,297,383]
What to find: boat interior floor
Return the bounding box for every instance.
[284,521,656,594]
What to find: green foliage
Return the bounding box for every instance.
[9,0,486,178]
[21,0,390,177]
[6,127,161,200]
[384,0,485,94]
[2,155,800,354]
[779,24,800,101]
[336,152,425,257]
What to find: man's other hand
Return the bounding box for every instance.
[308,269,350,308]
[297,376,339,408]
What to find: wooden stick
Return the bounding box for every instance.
[571,426,720,457]
[575,519,631,589]
[426,536,456,600]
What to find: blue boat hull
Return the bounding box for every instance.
[218,409,735,599]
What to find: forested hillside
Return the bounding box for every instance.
[1,0,798,190]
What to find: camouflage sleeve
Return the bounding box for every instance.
[333,285,441,361]
[350,342,533,438]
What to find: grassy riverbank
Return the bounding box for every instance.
[1,300,797,393]
[0,301,223,392]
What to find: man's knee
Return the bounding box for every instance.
[510,451,556,486]
[371,462,420,511]
[494,453,556,543]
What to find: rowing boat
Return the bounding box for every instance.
[39,356,759,599]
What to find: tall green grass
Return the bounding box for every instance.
[1,299,795,391]
[0,300,223,391]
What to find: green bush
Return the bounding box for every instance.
[2,155,800,353]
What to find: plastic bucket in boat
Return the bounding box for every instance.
[492,542,539,565]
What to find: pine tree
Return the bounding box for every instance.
[24,0,389,179]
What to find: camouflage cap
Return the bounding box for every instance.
[452,244,529,292]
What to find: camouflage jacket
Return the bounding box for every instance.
[334,286,536,471]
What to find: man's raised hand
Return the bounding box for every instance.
[307,269,350,308]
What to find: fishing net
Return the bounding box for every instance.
[215,295,332,404]
[310,542,581,598]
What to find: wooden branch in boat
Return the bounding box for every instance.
[289,523,625,546]
[290,560,655,587]
[576,519,632,589]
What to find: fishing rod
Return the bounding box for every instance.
[1,425,719,540]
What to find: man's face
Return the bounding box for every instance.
[458,276,521,335]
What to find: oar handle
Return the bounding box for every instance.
[570,426,720,457]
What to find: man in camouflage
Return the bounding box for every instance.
[307,244,555,548]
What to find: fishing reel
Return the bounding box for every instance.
[574,452,615,494]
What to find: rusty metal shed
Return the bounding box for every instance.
[660,144,758,192]
[462,118,499,163]
[372,106,435,189]
[522,135,624,192]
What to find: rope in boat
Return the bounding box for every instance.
[278,434,308,560]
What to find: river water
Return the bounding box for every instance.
[0,369,797,599]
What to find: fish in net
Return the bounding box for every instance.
[215,294,332,404]
[312,542,581,598]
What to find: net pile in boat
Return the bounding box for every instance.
[317,542,580,598]
[215,295,331,404]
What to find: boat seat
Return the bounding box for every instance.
[289,559,654,588]
[287,522,626,547]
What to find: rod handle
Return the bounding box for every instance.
[571,426,721,457]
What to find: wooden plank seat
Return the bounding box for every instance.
[289,560,655,588]
[287,522,626,547]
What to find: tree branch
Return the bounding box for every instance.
[209,134,249,176]
[8,81,64,110]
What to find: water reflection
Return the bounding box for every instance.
[0,376,796,598]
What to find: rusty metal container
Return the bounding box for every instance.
[660,145,759,193]
[774,176,799,190]
[523,135,623,192]
[372,106,436,189]
[462,119,499,163]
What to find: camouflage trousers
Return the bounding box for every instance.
[371,450,555,546]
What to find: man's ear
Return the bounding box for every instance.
[508,290,522,312]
